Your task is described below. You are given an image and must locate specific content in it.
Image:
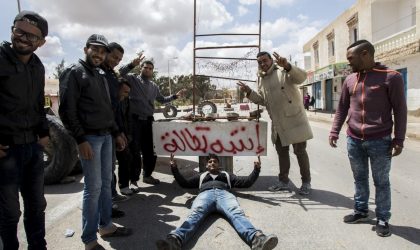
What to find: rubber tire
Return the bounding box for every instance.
[163,105,178,118]
[43,115,79,185]
[197,101,217,116]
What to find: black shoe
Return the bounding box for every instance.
[251,232,278,250]
[376,220,391,237]
[111,208,125,218]
[343,212,368,224]
[156,235,181,250]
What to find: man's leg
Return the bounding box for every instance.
[346,137,370,216]
[130,120,142,184]
[140,120,158,183]
[216,190,258,245]
[98,135,115,230]
[116,148,130,189]
[21,143,47,250]
[0,146,23,250]
[275,136,291,183]
[292,141,311,183]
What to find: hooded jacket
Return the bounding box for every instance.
[0,41,49,145]
[247,63,313,146]
[330,63,407,146]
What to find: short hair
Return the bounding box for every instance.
[141,60,154,68]
[347,40,375,56]
[257,51,272,59]
[118,77,131,89]
[108,42,124,54]
[207,153,219,163]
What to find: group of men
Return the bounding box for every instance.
[0,9,407,250]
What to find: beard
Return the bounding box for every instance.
[11,38,35,56]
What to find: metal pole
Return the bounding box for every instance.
[168,60,171,95]
[257,0,262,122]
[193,0,197,115]
[17,0,21,12]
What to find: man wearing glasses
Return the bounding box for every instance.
[0,11,49,250]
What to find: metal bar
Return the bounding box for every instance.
[196,33,260,37]
[257,0,262,122]
[193,0,197,115]
[196,74,256,83]
[195,45,259,50]
[196,56,257,61]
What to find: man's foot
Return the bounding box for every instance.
[143,176,160,185]
[112,194,129,203]
[120,186,134,196]
[268,181,289,192]
[343,212,368,224]
[156,235,181,250]
[85,240,105,250]
[129,182,141,193]
[376,220,391,237]
[298,182,311,195]
[111,208,125,218]
[99,226,132,238]
[251,232,278,250]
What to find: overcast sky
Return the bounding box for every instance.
[1,0,355,87]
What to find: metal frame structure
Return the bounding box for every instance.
[192,0,262,114]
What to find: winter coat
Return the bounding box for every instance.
[248,63,313,146]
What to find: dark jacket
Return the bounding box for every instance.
[0,41,49,145]
[330,63,407,146]
[116,97,132,141]
[171,166,260,193]
[59,59,118,144]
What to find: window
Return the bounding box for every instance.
[313,41,319,68]
[412,6,416,26]
[347,13,359,44]
[327,31,335,60]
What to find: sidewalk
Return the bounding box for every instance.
[306,110,420,140]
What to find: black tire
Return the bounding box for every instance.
[197,101,217,115]
[43,115,79,185]
[163,105,178,118]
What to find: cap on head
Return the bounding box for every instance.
[14,10,48,37]
[86,34,110,52]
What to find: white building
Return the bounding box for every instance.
[302,0,420,112]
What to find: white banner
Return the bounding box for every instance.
[153,120,268,156]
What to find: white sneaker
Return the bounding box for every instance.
[129,183,141,193]
[120,187,134,195]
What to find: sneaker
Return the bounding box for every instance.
[156,234,181,250]
[120,187,134,195]
[143,176,160,185]
[343,212,368,224]
[111,208,125,218]
[268,181,290,192]
[376,220,391,237]
[251,232,278,250]
[112,194,129,203]
[129,182,141,193]
[298,182,311,195]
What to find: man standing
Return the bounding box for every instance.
[0,10,49,250]
[59,34,131,250]
[237,51,313,195]
[100,42,129,217]
[329,40,407,237]
[119,57,184,185]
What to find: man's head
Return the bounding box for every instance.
[206,154,220,174]
[104,42,124,70]
[346,40,375,72]
[11,10,48,56]
[118,78,131,100]
[140,60,154,79]
[257,51,273,72]
[84,34,110,67]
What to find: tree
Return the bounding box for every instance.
[53,59,66,79]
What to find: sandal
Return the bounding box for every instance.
[101,227,132,238]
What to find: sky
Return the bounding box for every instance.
[1,0,355,88]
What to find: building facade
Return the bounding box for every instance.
[302,0,420,112]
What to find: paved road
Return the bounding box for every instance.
[16,112,420,250]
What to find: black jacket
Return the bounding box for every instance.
[0,41,49,145]
[59,59,118,144]
[171,166,260,193]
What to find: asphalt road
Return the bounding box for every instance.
[16,112,420,250]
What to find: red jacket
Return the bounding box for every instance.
[330,63,407,146]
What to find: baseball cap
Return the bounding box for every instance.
[86,34,110,52]
[14,10,48,37]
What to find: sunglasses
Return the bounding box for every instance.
[11,26,43,43]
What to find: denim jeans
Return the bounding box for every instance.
[170,188,258,246]
[347,136,392,221]
[80,134,114,244]
[0,142,47,250]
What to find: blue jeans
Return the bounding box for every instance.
[170,188,258,246]
[347,136,392,221]
[80,135,114,244]
[0,142,47,250]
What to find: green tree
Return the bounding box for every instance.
[53,59,66,79]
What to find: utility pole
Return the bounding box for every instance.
[167,57,178,95]
[17,0,21,12]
